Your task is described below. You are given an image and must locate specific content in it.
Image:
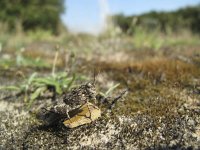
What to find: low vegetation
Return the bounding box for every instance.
[112,5,200,35]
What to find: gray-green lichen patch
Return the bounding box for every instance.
[0,101,36,149]
[0,92,199,150]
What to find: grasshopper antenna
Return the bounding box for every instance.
[92,68,97,85]
[108,89,128,110]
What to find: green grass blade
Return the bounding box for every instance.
[105,83,120,96]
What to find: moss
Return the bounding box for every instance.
[93,57,200,84]
[83,56,200,119]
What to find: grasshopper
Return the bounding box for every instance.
[37,82,127,128]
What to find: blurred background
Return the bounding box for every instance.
[0,0,200,78]
[63,0,200,35]
[0,0,200,45]
[0,1,199,57]
[1,0,200,81]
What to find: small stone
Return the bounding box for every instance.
[188,119,195,126]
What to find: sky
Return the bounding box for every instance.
[61,0,200,34]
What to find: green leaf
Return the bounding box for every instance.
[55,72,68,79]
[65,74,76,91]
[0,86,20,91]
[28,72,38,84]
[54,83,62,94]
[28,87,46,108]
[33,77,62,94]
[33,77,54,84]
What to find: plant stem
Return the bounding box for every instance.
[52,46,59,77]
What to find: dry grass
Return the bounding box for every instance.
[93,57,200,83]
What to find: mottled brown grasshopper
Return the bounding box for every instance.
[37,82,127,128]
